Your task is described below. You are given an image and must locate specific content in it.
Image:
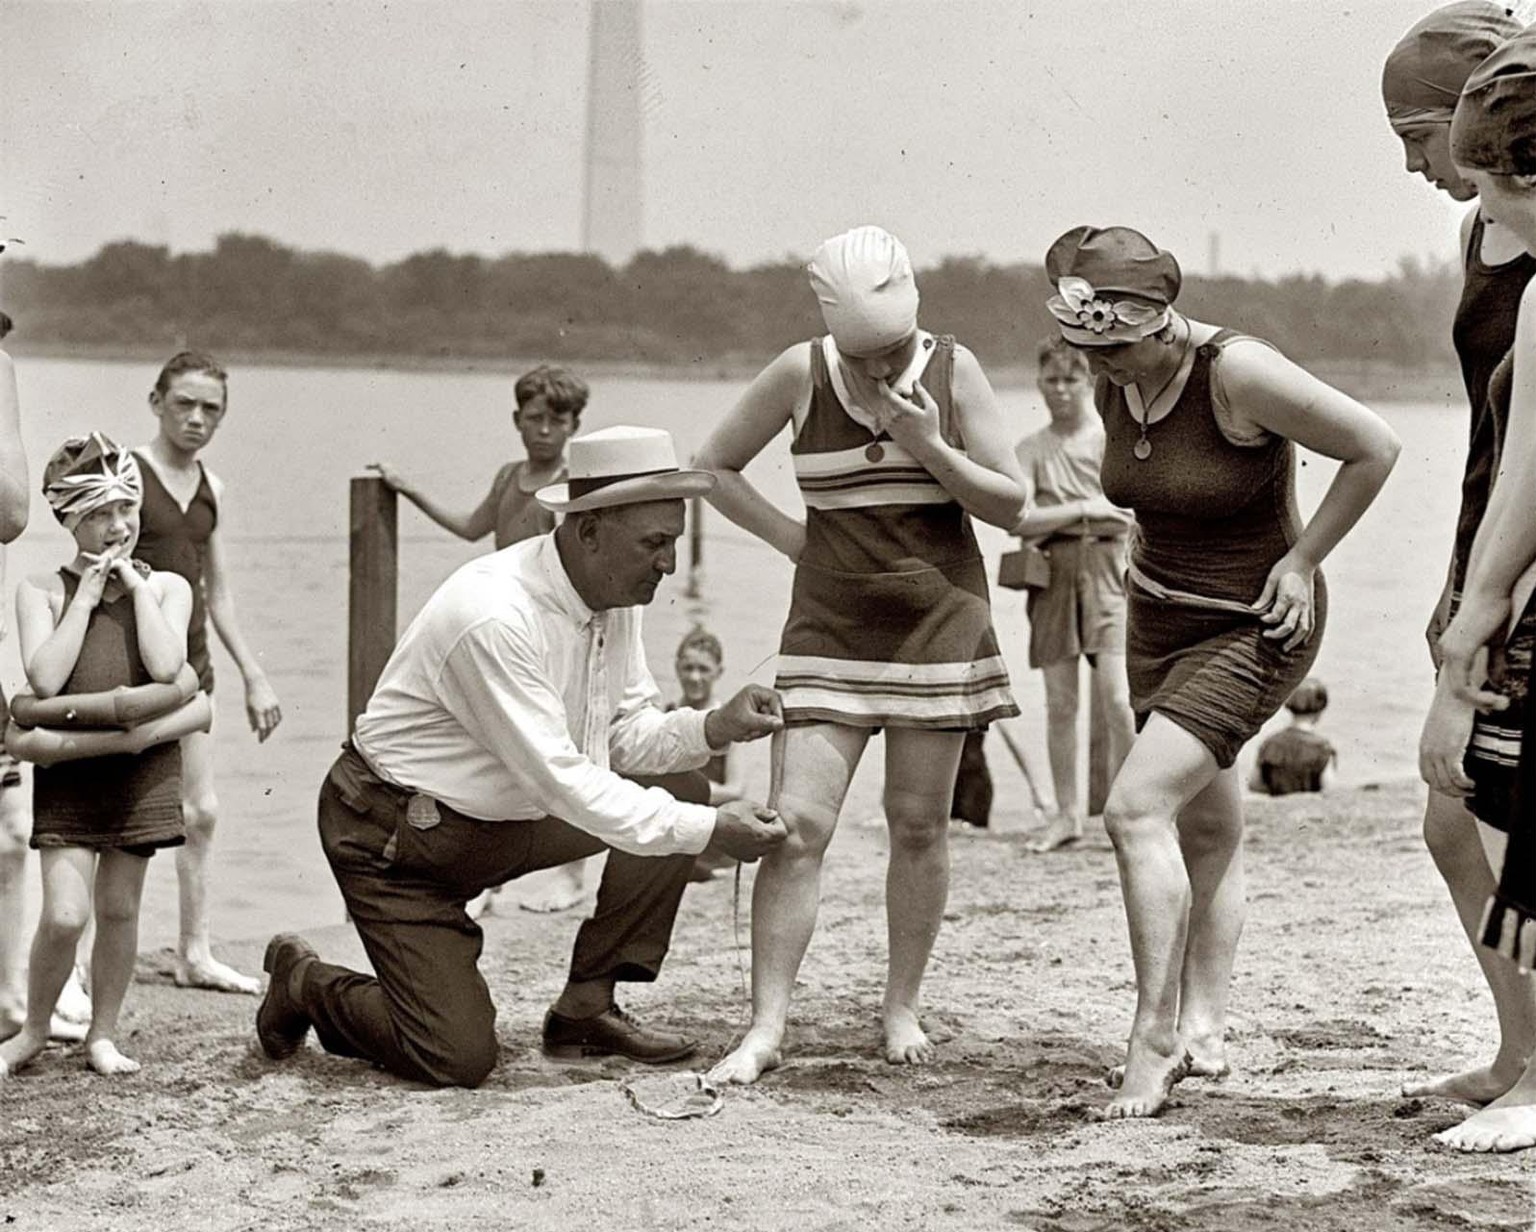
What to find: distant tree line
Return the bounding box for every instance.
[0,232,1461,371]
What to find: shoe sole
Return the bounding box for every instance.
[540,1040,697,1065]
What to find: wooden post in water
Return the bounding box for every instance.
[348,475,398,732]
[685,494,705,599]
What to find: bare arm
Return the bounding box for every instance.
[1438,288,1536,704]
[120,566,191,683]
[368,462,503,543]
[203,474,282,739]
[17,569,100,698]
[1220,342,1401,647]
[0,351,29,543]
[7,693,212,767]
[693,345,809,561]
[877,346,1027,529]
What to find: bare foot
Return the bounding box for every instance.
[708,1029,783,1086]
[465,888,496,921]
[1025,815,1083,854]
[1183,1030,1230,1080]
[1434,1098,1536,1153]
[1108,1038,1227,1088]
[0,1028,47,1078]
[515,864,585,914]
[0,1006,22,1042]
[174,955,260,995]
[1100,1044,1189,1119]
[1403,1063,1518,1107]
[85,1038,140,1076]
[884,1006,936,1065]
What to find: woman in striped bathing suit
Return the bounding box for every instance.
[696,226,1026,1086]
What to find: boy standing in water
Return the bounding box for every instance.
[370,364,588,549]
[135,352,282,994]
[371,364,590,914]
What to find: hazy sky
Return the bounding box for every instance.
[3,0,1529,279]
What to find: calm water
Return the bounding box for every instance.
[6,358,1466,944]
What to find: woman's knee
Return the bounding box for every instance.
[775,801,840,860]
[1102,786,1171,850]
[883,791,948,851]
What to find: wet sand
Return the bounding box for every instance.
[3,778,1534,1231]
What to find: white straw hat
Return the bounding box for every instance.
[536,426,716,513]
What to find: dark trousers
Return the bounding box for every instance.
[301,744,705,1088]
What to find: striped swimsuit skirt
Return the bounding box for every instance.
[774,335,1018,730]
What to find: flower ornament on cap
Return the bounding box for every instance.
[43,432,143,527]
[1382,1,1521,134]
[1044,226,1181,347]
[1452,26,1536,176]
[536,426,716,514]
[807,225,920,356]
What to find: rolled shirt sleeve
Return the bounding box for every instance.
[439,619,717,857]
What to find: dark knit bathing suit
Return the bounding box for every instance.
[1100,331,1324,769]
[30,569,184,855]
[134,453,217,693]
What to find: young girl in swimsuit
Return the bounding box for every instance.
[0,436,199,1078]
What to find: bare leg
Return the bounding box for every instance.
[1100,715,1220,1119]
[881,728,964,1064]
[1028,661,1084,853]
[708,724,868,1086]
[85,849,150,1075]
[1173,768,1244,1078]
[1089,651,1136,785]
[0,848,93,1078]
[0,784,27,1037]
[1405,792,1535,1104]
[174,728,258,994]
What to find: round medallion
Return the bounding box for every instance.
[865,442,885,463]
[1132,438,1153,461]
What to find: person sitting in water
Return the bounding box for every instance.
[1250,678,1336,795]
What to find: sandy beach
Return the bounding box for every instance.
[0,360,1529,1229]
[2,777,1534,1230]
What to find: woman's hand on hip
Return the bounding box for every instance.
[1254,552,1316,651]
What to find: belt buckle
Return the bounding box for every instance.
[405,793,441,831]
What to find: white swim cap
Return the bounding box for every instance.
[806,225,920,355]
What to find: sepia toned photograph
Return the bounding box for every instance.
[2,2,1536,1228]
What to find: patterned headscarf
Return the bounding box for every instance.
[43,433,143,527]
[807,226,921,356]
[1382,2,1522,133]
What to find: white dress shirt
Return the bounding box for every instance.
[353,535,718,857]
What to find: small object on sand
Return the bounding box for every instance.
[531,1167,545,1188]
[620,1071,723,1120]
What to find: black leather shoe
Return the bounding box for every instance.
[541,1004,697,1064]
[256,934,317,1060]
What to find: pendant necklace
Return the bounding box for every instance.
[1129,326,1191,461]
